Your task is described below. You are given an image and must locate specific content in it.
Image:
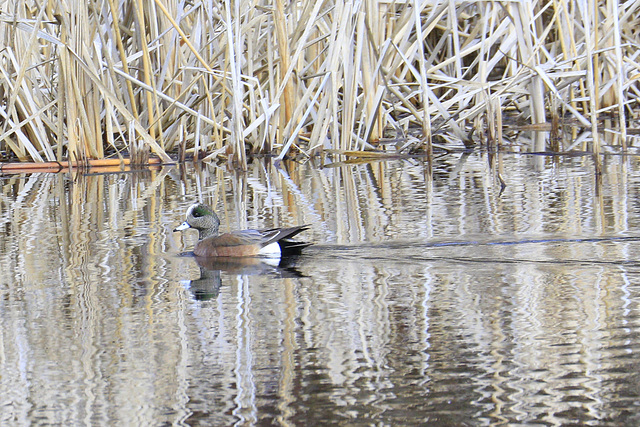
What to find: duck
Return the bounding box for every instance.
[173,202,310,257]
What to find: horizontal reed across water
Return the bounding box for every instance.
[0,0,638,168]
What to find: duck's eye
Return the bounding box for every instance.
[192,206,209,218]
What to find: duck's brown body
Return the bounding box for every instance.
[192,226,309,257]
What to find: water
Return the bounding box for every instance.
[2,153,640,425]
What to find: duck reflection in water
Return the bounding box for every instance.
[174,202,311,300]
[175,253,308,300]
[183,255,307,300]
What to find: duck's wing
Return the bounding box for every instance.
[259,225,309,244]
[204,229,279,247]
[216,226,309,246]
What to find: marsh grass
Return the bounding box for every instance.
[0,0,638,168]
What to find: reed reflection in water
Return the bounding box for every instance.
[1,154,640,425]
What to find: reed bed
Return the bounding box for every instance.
[0,0,638,168]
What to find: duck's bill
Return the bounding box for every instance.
[173,221,191,232]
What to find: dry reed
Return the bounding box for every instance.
[0,0,638,168]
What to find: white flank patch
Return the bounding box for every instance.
[261,258,280,267]
[259,242,281,257]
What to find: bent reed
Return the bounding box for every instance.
[0,0,638,168]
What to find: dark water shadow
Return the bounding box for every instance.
[304,235,640,267]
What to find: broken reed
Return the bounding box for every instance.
[0,0,637,168]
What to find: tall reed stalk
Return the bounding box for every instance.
[0,0,638,167]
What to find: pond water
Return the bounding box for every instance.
[2,151,640,425]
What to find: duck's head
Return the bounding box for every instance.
[174,203,221,239]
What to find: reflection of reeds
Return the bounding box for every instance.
[0,0,638,167]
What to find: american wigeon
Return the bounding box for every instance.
[174,203,310,257]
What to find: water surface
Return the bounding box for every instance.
[2,153,640,425]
